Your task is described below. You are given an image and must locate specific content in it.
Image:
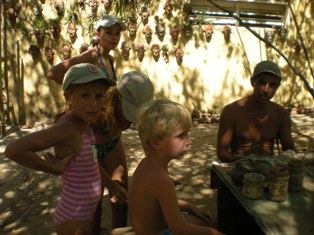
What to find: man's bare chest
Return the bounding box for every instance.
[235,113,279,140]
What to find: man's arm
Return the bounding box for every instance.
[278,109,296,152]
[216,106,241,163]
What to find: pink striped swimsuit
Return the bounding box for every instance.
[53,123,102,225]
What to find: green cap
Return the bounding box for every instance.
[252,60,281,80]
[62,63,116,91]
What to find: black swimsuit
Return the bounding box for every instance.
[94,127,120,162]
[95,46,119,161]
[95,138,120,162]
[97,45,117,81]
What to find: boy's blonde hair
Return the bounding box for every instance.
[136,98,192,152]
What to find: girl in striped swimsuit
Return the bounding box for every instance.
[46,16,130,229]
[5,63,115,235]
[46,16,155,231]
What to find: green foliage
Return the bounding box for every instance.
[83,18,96,43]
[192,14,212,25]
[64,7,79,24]
[15,23,31,41]
[34,18,49,31]
[48,18,61,26]
[111,0,141,19]
[161,44,168,52]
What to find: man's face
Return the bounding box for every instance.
[252,73,281,102]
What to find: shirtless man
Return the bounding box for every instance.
[217,60,295,163]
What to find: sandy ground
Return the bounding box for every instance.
[0,113,313,235]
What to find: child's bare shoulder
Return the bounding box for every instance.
[55,118,78,133]
[150,170,174,194]
[136,161,173,187]
[50,118,82,145]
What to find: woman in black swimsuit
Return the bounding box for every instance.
[92,71,154,232]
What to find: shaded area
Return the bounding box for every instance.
[0,113,313,234]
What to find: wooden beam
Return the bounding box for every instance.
[191,0,288,26]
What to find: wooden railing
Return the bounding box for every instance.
[190,0,289,27]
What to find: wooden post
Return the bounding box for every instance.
[20,54,25,125]
[17,40,21,123]
[0,0,5,135]
[2,0,9,124]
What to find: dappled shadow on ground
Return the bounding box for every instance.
[0,114,313,234]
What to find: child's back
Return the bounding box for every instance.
[130,152,174,235]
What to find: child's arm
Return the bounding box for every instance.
[178,199,213,224]
[46,49,96,84]
[157,176,224,235]
[5,123,77,175]
[98,165,128,204]
[43,152,75,174]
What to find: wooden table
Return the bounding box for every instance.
[210,162,314,235]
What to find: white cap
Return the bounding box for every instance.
[95,15,126,31]
[117,71,154,123]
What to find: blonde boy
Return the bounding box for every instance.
[129,99,224,235]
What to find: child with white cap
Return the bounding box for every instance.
[5,63,116,235]
[93,70,154,233]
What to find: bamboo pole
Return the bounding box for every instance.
[21,59,24,124]
[2,0,9,123]
[17,40,20,123]
[0,0,5,135]
[19,43,25,125]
